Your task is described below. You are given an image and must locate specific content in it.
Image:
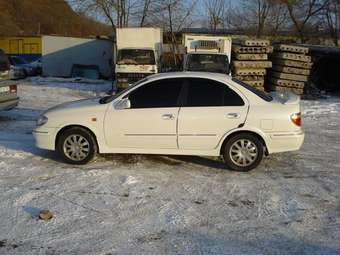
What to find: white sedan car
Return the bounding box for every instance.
[33,72,304,171]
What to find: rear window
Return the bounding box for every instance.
[232,78,273,102]
[185,78,244,107]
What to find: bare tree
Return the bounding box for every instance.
[72,0,142,30]
[281,0,330,42]
[267,1,289,36]
[255,0,273,37]
[227,0,287,37]
[322,0,340,45]
[139,0,152,26]
[204,0,227,31]
[147,0,196,66]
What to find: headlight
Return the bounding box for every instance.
[36,115,48,126]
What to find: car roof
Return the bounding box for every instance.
[147,71,231,82]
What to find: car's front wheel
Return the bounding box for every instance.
[56,127,97,164]
[223,133,264,171]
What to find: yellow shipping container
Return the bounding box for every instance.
[0,36,42,62]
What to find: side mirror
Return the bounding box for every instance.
[114,98,131,110]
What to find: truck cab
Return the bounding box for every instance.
[182,34,232,75]
[115,28,162,91]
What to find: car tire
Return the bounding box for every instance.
[56,127,97,165]
[223,133,264,172]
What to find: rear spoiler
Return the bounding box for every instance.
[269,91,300,105]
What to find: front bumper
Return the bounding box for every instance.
[0,97,19,110]
[266,130,305,154]
[33,127,57,151]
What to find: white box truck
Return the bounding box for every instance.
[115,27,162,90]
[182,34,232,75]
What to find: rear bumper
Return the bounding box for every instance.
[0,97,19,110]
[33,127,57,151]
[266,130,305,154]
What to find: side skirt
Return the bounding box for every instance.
[98,147,220,157]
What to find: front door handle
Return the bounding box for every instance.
[227,113,240,119]
[162,114,175,120]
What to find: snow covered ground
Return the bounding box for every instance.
[0,78,339,255]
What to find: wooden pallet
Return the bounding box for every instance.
[233,68,266,76]
[234,53,268,61]
[269,78,305,88]
[274,44,309,54]
[270,71,308,82]
[232,61,272,69]
[232,45,273,54]
[272,65,311,75]
[271,52,311,62]
[271,58,313,69]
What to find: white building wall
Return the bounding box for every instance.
[42,35,113,78]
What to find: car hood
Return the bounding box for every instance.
[45,97,103,115]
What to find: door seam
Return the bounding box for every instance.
[176,107,181,149]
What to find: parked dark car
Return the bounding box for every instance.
[8,55,40,78]
[0,50,19,110]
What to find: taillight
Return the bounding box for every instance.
[291,112,301,126]
[9,84,17,93]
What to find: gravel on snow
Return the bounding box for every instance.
[0,80,339,255]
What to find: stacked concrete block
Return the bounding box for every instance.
[231,39,273,91]
[267,44,312,95]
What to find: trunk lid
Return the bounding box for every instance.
[269,91,300,105]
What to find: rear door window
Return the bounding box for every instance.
[184,78,244,107]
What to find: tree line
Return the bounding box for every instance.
[71,0,339,45]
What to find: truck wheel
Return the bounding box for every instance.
[223,133,263,171]
[57,127,97,165]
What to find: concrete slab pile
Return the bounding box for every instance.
[267,44,313,95]
[231,39,273,91]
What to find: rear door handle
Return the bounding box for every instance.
[162,114,175,120]
[227,113,240,119]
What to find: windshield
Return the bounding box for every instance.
[187,54,229,73]
[117,49,155,65]
[10,56,28,65]
[232,78,273,102]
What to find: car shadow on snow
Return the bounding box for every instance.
[169,155,228,170]
[101,154,246,171]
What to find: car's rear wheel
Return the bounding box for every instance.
[57,127,97,164]
[223,133,264,171]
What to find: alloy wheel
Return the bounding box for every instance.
[229,139,258,167]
